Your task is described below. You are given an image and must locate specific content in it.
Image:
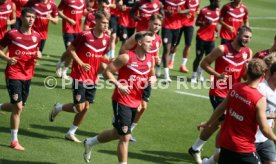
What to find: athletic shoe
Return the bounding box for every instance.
[129,136,137,142]
[65,133,82,143]
[179,65,189,73]
[62,72,71,80]
[49,103,62,122]
[83,139,92,163]
[156,66,161,77]
[199,76,205,82]
[163,76,172,83]
[168,60,174,69]
[56,63,62,78]
[10,141,25,151]
[191,76,197,83]
[188,147,202,164]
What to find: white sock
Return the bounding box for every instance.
[215,147,220,154]
[170,53,175,61]
[55,104,63,112]
[192,72,197,78]
[57,60,64,67]
[182,58,188,65]
[86,136,100,146]
[11,129,18,142]
[198,67,204,77]
[62,67,69,75]
[131,123,137,132]
[119,162,127,164]
[73,106,79,113]
[192,138,207,151]
[204,155,215,164]
[164,68,169,78]
[67,125,78,135]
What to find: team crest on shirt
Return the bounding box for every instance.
[47,4,51,10]
[121,126,128,134]
[75,95,81,102]
[12,94,18,101]
[32,36,37,43]
[242,52,248,60]
[147,61,152,68]
[240,8,244,13]
[102,39,106,46]
[7,4,11,10]
[153,3,158,9]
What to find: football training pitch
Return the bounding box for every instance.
[0,0,276,163]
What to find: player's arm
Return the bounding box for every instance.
[103,53,130,95]
[241,49,253,80]
[149,64,157,86]
[119,32,138,54]
[257,97,276,142]
[67,44,91,71]
[243,18,249,27]
[0,45,17,65]
[7,3,16,25]
[58,9,76,25]
[200,45,226,79]
[198,95,228,129]
[130,2,140,21]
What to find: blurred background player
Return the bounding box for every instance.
[49,11,110,143]
[254,34,276,59]
[55,0,87,79]
[26,0,58,52]
[120,14,163,142]
[191,0,220,83]
[83,32,155,164]
[219,0,249,44]
[0,0,16,40]
[169,0,200,73]
[188,26,252,164]
[161,0,188,82]
[0,7,41,151]
[11,0,27,28]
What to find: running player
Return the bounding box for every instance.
[0,7,41,151]
[49,11,110,143]
[83,32,156,163]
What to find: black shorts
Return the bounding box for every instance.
[196,36,215,56]
[118,25,135,41]
[221,38,233,45]
[6,79,31,106]
[109,15,119,34]
[72,80,96,104]
[142,85,152,102]
[209,95,225,121]
[39,39,46,52]
[112,101,137,135]
[256,140,276,163]
[176,26,194,47]
[218,148,260,164]
[63,33,78,49]
[161,28,181,46]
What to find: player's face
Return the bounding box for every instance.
[21,12,36,28]
[141,35,153,53]
[212,0,220,8]
[237,31,252,47]
[97,17,109,32]
[149,19,162,34]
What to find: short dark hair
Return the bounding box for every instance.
[149,13,163,22]
[247,58,267,80]
[270,62,276,75]
[135,31,154,41]
[95,10,110,21]
[21,7,36,17]
[237,26,252,35]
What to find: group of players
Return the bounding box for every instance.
[1,0,276,163]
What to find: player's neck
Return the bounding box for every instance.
[92,29,103,38]
[231,2,241,8]
[267,78,276,91]
[135,49,146,60]
[19,26,32,35]
[246,79,260,89]
[231,41,243,52]
[41,0,48,4]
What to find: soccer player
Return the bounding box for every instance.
[83,32,156,163]
[219,0,249,44]
[120,14,162,142]
[11,0,28,28]
[49,11,110,143]
[0,0,16,40]
[130,0,162,32]
[254,34,276,59]
[0,7,41,151]
[198,58,276,164]
[161,0,188,82]
[191,0,220,83]
[55,0,87,79]
[26,0,58,52]
[188,26,252,164]
[168,0,200,73]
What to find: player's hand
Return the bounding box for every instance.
[68,19,76,26]
[8,57,17,65]
[133,16,141,22]
[227,26,234,33]
[46,14,53,21]
[149,75,157,86]
[120,5,126,11]
[117,84,130,95]
[217,72,229,81]
[155,57,161,65]
[165,9,173,15]
[36,51,42,59]
[81,63,91,71]
[197,122,207,131]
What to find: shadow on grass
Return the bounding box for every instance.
[0,159,56,164]
[98,149,192,164]
[30,124,97,137]
[0,127,51,139]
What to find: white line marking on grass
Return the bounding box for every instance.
[251,27,276,31]
[175,91,209,99]
[250,17,276,20]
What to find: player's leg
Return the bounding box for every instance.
[180,26,194,73]
[191,36,205,83]
[161,28,174,82]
